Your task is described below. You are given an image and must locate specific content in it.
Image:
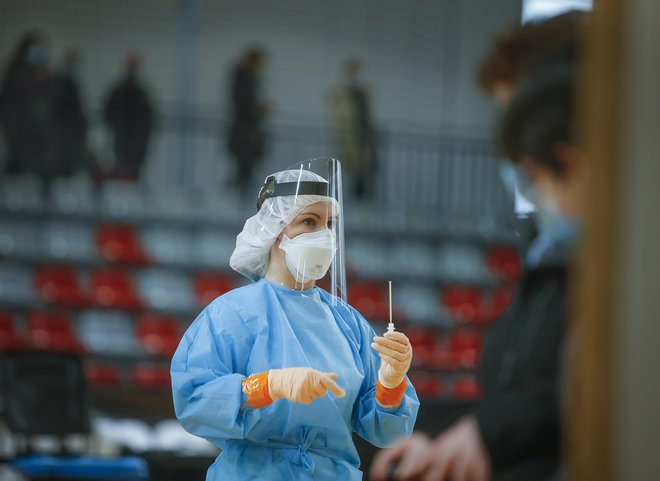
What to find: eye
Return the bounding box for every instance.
[327,220,334,229]
[302,217,316,227]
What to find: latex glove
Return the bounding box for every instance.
[268,367,345,404]
[370,432,433,481]
[392,416,491,481]
[372,331,413,388]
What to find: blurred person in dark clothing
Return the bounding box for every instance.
[104,52,153,181]
[52,49,88,177]
[371,14,587,481]
[227,47,267,195]
[332,59,378,200]
[0,31,58,178]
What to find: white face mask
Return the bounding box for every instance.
[279,228,336,283]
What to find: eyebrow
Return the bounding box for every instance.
[299,212,339,221]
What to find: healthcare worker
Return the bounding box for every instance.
[171,158,419,480]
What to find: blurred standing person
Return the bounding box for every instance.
[52,49,87,177]
[0,31,58,178]
[332,59,378,201]
[371,12,586,481]
[104,52,153,181]
[227,47,268,196]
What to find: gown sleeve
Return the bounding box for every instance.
[350,312,420,448]
[171,301,263,446]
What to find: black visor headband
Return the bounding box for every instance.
[257,176,330,211]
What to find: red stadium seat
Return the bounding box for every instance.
[429,330,483,370]
[194,273,236,306]
[136,313,182,357]
[441,285,515,325]
[26,311,85,354]
[486,245,522,280]
[90,268,143,310]
[132,364,171,390]
[406,326,438,367]
[96,224,149,265]
[35,265,88,307]
[0,310,24,351]
[441,285,482,322]
[453,376,483,400]
[408,372,444,399]
[349,281,390,320]
[86,362,122,387]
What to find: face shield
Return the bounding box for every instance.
[230,158,347,304]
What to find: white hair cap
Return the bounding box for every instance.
[229,169,338,281]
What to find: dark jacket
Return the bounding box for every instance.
[474,240,570,481]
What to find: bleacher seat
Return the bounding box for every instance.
[86,362,122,387]
[0,219,40,259]
[396,283,443,323]
[441,285,515,325]
[142,227,193,266]
[449,330,483,369]
[0,262,36,304]
[0,310,24,351]
[43,221,96,262]
[348,281,391,320]
[144,190,197,222]
[389,241,436,278]
[406,326,438,368]
[436,244,486,282]
[193,273,236,306]
[26,311,85,354]
[90,268,143,309]
[345,239,389,277]
[99,181,146,220]
[136,313,182,357]
[193,230,237,269]
[132,364,171,390]
[96,224,150,265]
[486,245,522,280]
[48,176,96,216]
[0,175,44,213]
[432,330,483,370]
[35,265,89,307]
[77,310,139,355]
[441,285,482,323]
[452,376,482,400]
[136,269,194,311]
[408,372,444,399]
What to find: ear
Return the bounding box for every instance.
[553,141,586,180]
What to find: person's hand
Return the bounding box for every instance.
[370,432,433,481]
[372,331,413,388]
[268,367,345,404]
[396,416,492,481]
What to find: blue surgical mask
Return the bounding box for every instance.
[526,193,580,267]
[27,46,48,66]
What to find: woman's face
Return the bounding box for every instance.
[279,200,337,242]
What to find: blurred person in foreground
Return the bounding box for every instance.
[227,47,268,196]
[103,52,153,181]
[371,12,587,481]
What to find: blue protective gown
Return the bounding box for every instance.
[171,278,419,480]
